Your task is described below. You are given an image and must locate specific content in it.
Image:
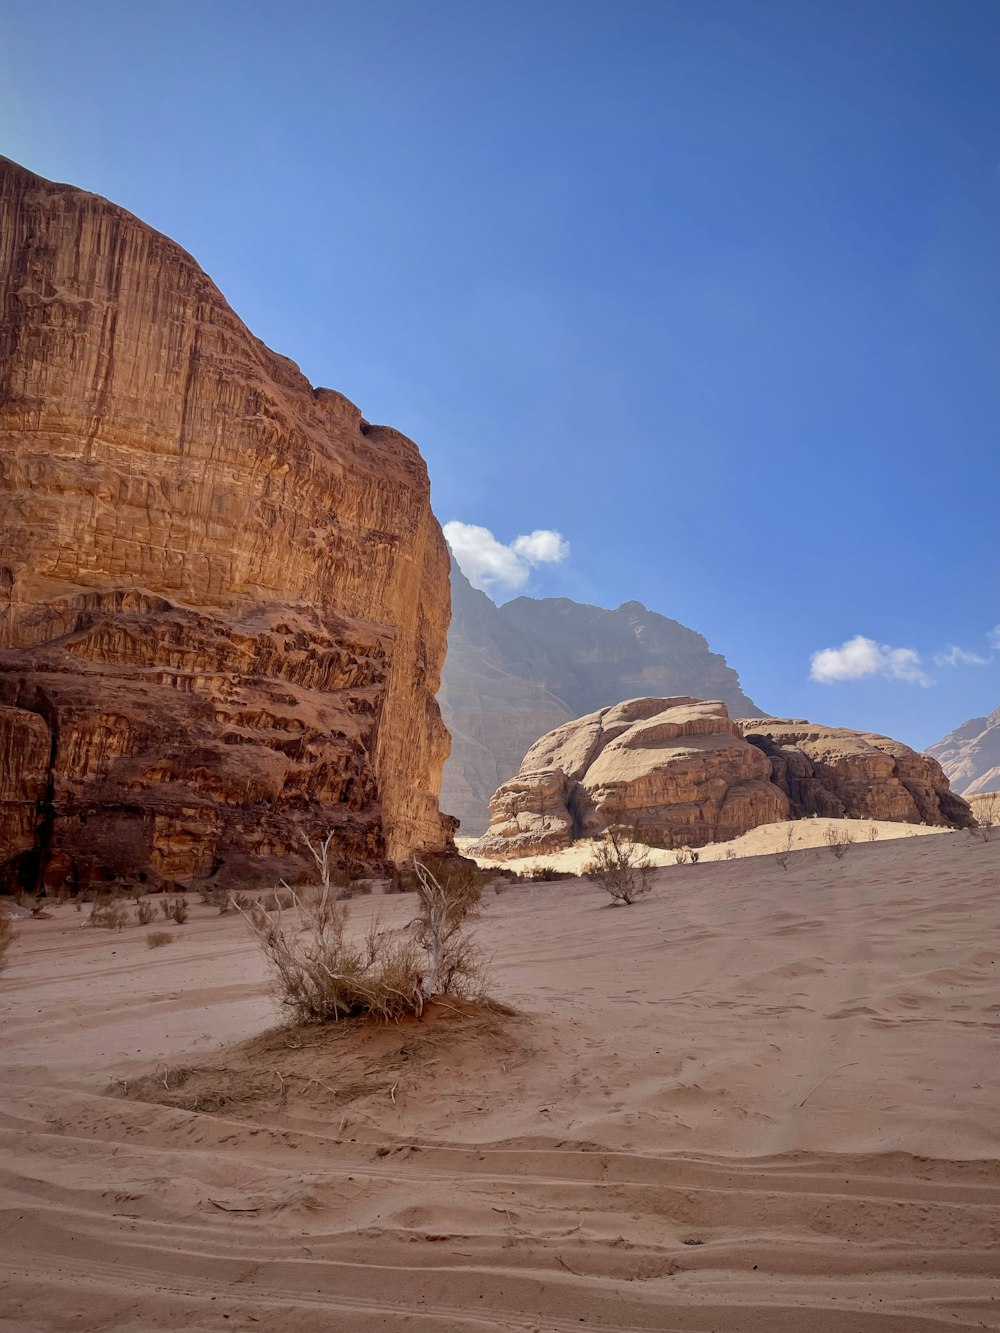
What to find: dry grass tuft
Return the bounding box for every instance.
[824,826,854,859]
[135,898,157,925]
[146,929,175,948]
[239,850,491,1024]
[89,897,128,930]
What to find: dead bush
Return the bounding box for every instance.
[135,898,157,925]
[775,826,794,870]
[238,852,489,1024]
[973,795,998,842]
[867,825,880,843]
[723,845,738,860]
[674,845,699,865]
[146,930,175,948]
[0,906,15,972]
[89,897,128,930]
[586,823,652,905]
[824,826,854,859]
[412,859,487,1002]
[161,897,189,924]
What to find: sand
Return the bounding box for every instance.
[1,824,999,1330]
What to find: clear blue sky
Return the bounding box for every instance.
[3,0,999,748]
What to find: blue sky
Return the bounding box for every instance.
[3,0,999,748]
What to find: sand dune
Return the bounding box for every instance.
[2,828,999,1330]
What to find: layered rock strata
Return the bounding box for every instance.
[474,699,971,859]
[439,559,762,834]
[0,157,453,893]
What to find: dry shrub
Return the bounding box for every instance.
[973,795,998,842]
[867,825,880,843]
[586,823,652,905]
[135,898,157,926]
[239,853,489,1024]
[161,897,189,924]
[775,826,794,870]
[723,845,738,861]
[674,845,699,865]
[89,897,128,930]
[517,865,577,882]
[0,906,15,972]
[385,866,418,894]
[824,826,854,859]
[146,930,175,948]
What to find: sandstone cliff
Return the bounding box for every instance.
[0,157,453,893]
[439,560,761,834]
[473,699,971,858]
[927,707,1000,798]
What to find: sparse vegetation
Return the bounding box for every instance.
[238,848,490,1024]
[89,897,128,930]
[723,845,738,860]
[867,825,880,843]
[161,897,189,924]
[586,822,653,905]
[824,826,854,860]
[674,845,699,865]
[135,897,157,925]
[146,930,175,948]
[0,905,15,971]
[775,826,794,870]
[973,794,997,842]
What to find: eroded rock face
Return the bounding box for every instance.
[927,707,1000,797]
[474,700,971,859]
[439,559,762,835]
[0,157,453,892]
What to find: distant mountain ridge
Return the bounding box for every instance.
[927,707,1000,796]
[438,559,764,833]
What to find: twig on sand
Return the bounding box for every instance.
[208,1198,260,1213]
[492,1206,516,1228]
[390,1081,398,1105]
[797,1061,858,1108]
[557,1255,587,1277]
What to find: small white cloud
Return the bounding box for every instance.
[810,634,931,687]
[990,625,1000,651]
[444,521,569,593]
[934,645,987,667]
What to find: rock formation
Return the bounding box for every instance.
[473,698,972,859]
[439,560,762,834]
[0,157,453,894]
[927,707,1000,797]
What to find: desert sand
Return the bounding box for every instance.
[2,824,999,1330]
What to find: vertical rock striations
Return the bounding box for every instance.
[0,157,453,892]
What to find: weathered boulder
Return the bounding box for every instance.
[473,699,972,859]
[0,157,453,893]
[438,559,763,836]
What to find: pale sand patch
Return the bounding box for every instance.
[458,815,950,874]
[1,828,999,1330]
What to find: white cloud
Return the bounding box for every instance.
[444,521,570,593]
[810,635,931,687]
[990,625,1000,651]
[934,645,987,667]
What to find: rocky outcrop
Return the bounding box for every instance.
[0,157,453,893]
[473,699,972,859]
[927,707,1000,797]
[439,560,762,834]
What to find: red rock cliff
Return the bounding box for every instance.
[0,157,453,891]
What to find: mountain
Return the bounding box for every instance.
[0,158,452,894]
[927,707,1000,797]
[438,560,763,833]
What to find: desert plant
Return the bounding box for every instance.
[867,825,880,843]
[238,884,420,1023]
[0,906,15,972]
[164,897,189,925]
[89,898,128,930]
[587,823,653,905]
[973,794,998,842]
[135,898,157,926]
[146,930,175,948]
[824,826,854,860]
[775,826,794,870]
[723,845,738,860]
[412,859,486,1001]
